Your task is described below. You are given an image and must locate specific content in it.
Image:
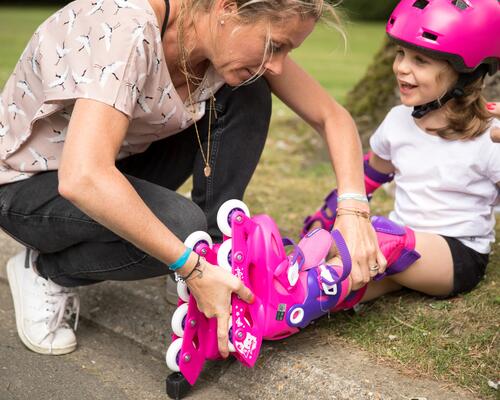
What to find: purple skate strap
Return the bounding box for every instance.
[371,216,405,235]
[282,237,305,271]
[320,265,341,285]
[374,248,421,281]
[364,158,394,184]
[301,190,338,238]
[330,230,351,282]
[322,189,338,216]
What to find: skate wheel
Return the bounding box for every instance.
[171,302,189,338]
[228,320,236,353]
[216,199,250,237]
[184,231,212,251]
[216,239,233,272]
[289,307,304,325]
[166,337,183,372]
[177,280,190,303]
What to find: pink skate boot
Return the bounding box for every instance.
[165,201,420,399]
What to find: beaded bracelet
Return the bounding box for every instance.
[169,247,192,271]
[337,193,369,204]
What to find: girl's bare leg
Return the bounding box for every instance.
[362,232,454,302]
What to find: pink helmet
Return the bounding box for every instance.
[386,0,500,75]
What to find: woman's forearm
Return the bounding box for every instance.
[321,103,366,196]
[58,166,189,269]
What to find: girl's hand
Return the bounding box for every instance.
[487,102,500,117]
[332,202,387,290]
[185,258,254,358]
[486,102,500,143]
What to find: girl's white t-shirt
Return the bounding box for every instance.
[370,105,500,254]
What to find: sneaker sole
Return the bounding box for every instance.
[7,256,77,355]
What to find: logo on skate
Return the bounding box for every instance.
[236,332,257,358]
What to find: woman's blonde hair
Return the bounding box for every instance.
[430,73,492,140]
[177,0,344,84]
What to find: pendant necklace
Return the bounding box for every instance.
[184,72,216,178]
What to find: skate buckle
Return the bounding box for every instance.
[319,265,338,296]
[287,261,299,286]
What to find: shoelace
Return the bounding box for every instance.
[37,277,80,350]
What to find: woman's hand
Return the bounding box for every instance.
[185,258,254,358]
[332,203,387,290]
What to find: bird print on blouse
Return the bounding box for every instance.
[0,0,225,185]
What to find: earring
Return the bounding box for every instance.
[219,19,225,26]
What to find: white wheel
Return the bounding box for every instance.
[166,337,183,372]
[171,302,189,338]
[216,199,250,237]
[184,231,212,250]
[177,280,190,303]
[228,318,236,353]
[216,239,233,272]
[289,307,304,325]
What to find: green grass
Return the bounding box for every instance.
[1,6,498,399]
[274,21,385,116]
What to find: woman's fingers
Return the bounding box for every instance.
[334,213,382,289]
[376,248,388,274]
[186,261,256,357]
[233,279,255,304]
[216,313,230,358]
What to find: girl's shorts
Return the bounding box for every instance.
[441,236,489,297]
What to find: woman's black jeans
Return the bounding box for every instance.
[0,79,271,287]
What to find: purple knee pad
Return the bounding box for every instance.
[364,152,394,196]
[372,216,421,280]
[332,217,421,311]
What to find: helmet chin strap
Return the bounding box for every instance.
[411,65,488,119]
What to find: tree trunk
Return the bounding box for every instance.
[345,38,500,149]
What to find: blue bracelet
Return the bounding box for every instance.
[169,248,192,271]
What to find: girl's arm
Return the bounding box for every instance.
[59,98,252,357]
[369,152,396,174]
[266,57,387,289]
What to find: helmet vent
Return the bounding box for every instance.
[412,0,429,9]
[422,31,438,41]
[451,0,469,10]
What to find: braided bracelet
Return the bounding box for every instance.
[175,253,203,282]
[336,207,370,219]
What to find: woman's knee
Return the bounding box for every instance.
[154,196,207,241]
[127,176,207,241]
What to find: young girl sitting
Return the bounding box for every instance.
[303,0,500,304]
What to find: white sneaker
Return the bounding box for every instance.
[7,248,80,355]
